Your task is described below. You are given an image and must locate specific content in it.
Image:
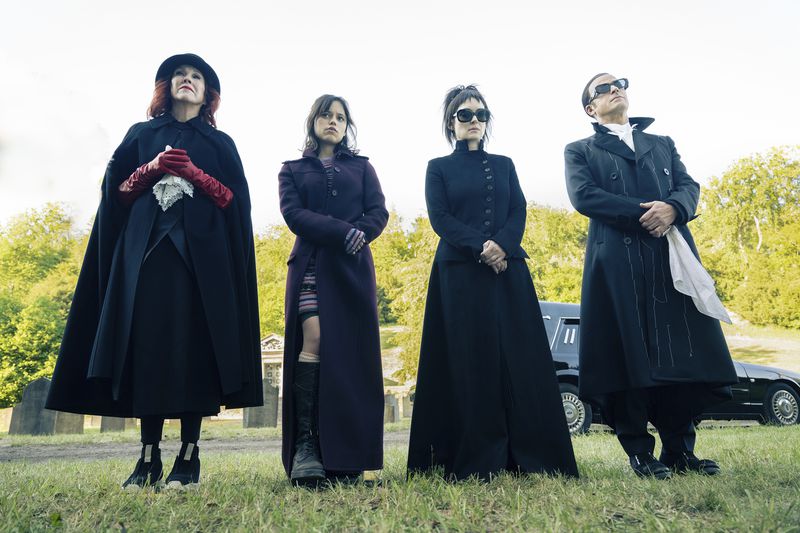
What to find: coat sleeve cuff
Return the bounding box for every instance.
[664,199,688,226]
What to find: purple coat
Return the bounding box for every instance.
[278,149,389,474]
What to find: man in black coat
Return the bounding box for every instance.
[564,73,738,479]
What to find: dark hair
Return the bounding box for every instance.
[442,84,492,147]
[303,94,358,153]
[581,72,610,114]
[147,79,221,128]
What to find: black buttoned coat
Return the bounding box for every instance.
[408,141,578,480]
[278,149,388,475]
[564,118,737,409]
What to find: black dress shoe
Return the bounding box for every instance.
[122,444,163,490]
[630,453,673,480]
[165,442,201,489]
[660,451,721,475]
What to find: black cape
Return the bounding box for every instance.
[46,115,262,416]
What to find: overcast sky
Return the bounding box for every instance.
[1,0,798,233]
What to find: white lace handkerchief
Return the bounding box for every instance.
[152,175,194,211]
[666,227,732,324]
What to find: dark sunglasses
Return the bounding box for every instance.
[454,108,491,123]
[589,78,629,102]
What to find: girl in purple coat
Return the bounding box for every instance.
[278,95,389,486]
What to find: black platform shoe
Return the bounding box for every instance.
[660,451,721,475]
[290,362,325,487]
[122,444,163,490]
[165,442,201,489]
[630,452,673,480]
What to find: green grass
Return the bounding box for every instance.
[0,419,411,447]
[722,321,800,343]
[1,425,798,531]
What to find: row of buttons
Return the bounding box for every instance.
[483,159,493,236]
[329,165,341,197]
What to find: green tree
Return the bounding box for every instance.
[694,145,800,327]
[0,204,83,406]
[522,204,588,304]
[254,225,295,337]
[369,210,408,324]
[390,217,438,381]
[0,203,75,295]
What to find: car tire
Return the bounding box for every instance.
[763,383,800,426]
[559,383,592,435]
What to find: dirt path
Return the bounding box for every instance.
[0,431,411,464]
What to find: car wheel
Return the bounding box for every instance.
[763,383,800,426]
[560,383,592,435]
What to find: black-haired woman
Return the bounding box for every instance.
[279,95,389,486]
[46,53,262,489]
[407,85,579,481]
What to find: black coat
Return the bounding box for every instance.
[46,115,262,416]
[408,141,579,480]
[278,149,388,475]
[564,118,737,404]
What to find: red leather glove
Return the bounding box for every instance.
[174,158,234,209]
[117,149,189,206]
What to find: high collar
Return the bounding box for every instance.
[453,139,485,153]
[301,146,356,159]
[592,116,655,135]
[147,113,215,137]
[591,117,657,160]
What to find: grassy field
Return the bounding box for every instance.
[1,425,798,532]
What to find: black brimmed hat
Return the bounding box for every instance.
[155,53,221,95]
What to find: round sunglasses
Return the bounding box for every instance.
[453,108,491,123]
[589,78,629,102]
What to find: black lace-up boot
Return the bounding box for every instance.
[290,362,325,486]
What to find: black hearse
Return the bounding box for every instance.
[540,301,800,435]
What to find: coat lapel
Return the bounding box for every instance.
[633,130,656,160]
[591,133,635,161]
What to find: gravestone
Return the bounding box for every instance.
[101,417,136,432]
[384,393,400,424]
[9,378,84,435]
[243,381,279,428]
[402,394,413,418]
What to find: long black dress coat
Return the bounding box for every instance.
[278,149,388,475]
[407,141,579,481]
[46,115,262,416]
[564,118,737,410]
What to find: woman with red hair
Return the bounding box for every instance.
[46,53,262,489]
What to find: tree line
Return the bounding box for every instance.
[1,146,797,406]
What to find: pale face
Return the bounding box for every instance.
[170,65,206,106]
[585,73,628,122]
[452,98,487,144]
[314,100,347,147]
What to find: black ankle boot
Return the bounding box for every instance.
[165,442,201,489]
[290,362,325,486]
[122,444,163,490]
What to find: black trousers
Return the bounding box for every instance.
[140,415,202,444]
[605,386,697,457]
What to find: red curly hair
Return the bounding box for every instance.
[147,79,220,128]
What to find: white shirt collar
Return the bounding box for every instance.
[602,122,637,152]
